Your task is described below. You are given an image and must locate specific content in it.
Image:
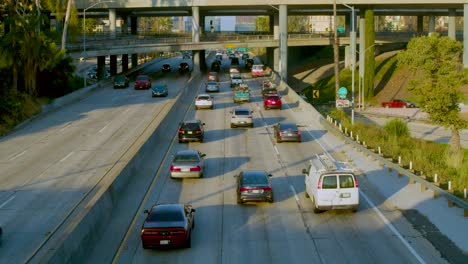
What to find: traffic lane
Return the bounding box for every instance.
[0,73,189,263]
[260,87,447,263]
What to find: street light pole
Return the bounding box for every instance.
[83,1,114,88]
[342,3,356,124]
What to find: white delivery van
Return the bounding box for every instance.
[302,153,359,213]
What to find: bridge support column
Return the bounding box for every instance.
[266,47,274,69]
[448,9,456,40]
[345,45,351,69]
[121,14,128,34]
[428,16,435,35]
[200,50,206,71]
[131,54,138,68]
[417,16,423,35]
[273,12,280,72]
[464,5,468,67]
[130,16,138,35]
[193,51,200,74]
[97,56,106,80]
[109,8,116,39]
[192,6,200,43]
[345,14,351,34]
[122,54,129,72]
[279,4,288,82]
[110,55,117,76]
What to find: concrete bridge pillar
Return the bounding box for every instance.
[448,9,456,40]
[266,47,274,68]
[130,16,138,35]
[273,13,280,72]
[279,4,288,82]
[121,14,128,34]
[345,14,351,34]
[428,16,435,35]
[131,54,138,68]
[200,50,206,71]
[464,4,468,67]
[417,16,423,35]
[110,55,117,75]
[192,6,200,43]
[109,8,116,39]
[122,54,129,72]
[97,56,106,80]
[193,51,200,74]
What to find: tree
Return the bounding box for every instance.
[255,16,269,32]
[288,16,308,32]
[364,8,375,101]
[397,34,467,154]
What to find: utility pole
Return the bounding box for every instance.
[333,0,340,101]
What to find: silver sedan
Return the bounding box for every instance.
[170,150,206,179]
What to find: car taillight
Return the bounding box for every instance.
[248,115,252,118]
[190,165,201,171]
[142,230,159,235]
[354,179,359,188]
[178,129,184,134]
[297,131,301,135]
[170,165,181,172]
[317,180,322,189]
[195,129,202,134]
[279,132,284,136]
[262,187,272,191]
[239,187,250,192]
[170,230,186,235]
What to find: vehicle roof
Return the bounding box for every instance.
[182,119,201,124]
[241,170,268,176]
[197,93,211,97]
[233,107,252,112]
[207,81,218,85]
[278,122,297,128]
[151,203,185,211]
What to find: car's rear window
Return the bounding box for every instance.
[181,122,200,130]
[149,210,184,222]
[137,76,148,81]
[253,65,263,70]
[174,153,200,162]
[198,95,210,100]
[321,175,337,189]
[115,76,126,81]
[267,96,280,100]
[234,110,250,116]
[241,174,268,185]
[280,123,297,131]
[339,174,355,188]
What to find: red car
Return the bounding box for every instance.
[134,74,151,89]
[264,95,282,110]
[141,203,196,249]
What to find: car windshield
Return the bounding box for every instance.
[232,74,241,79]
[149,209,184,222]
[174,153,200,162]
[137,76,148,81]
[234,109,250,116]
[241,174,268,185]
[153,85,165,91]
[115,76,125,81]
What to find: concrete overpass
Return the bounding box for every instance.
[69,0,468,81]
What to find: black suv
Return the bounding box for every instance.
[179,62,190,74]
[178,120,205,143]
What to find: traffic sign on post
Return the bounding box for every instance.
[313,90,319,98]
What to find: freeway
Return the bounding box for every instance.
[0,53,460,263]
[0,57,191,263]
[80,58,446,263]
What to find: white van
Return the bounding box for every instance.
[302,153,359,213]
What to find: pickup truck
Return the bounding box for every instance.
[381,99,417,108]
[233,84,250,103]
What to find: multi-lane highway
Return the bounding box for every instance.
[0,53,452,264]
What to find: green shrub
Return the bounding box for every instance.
[384,119,409,138]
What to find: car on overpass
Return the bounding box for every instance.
[161,63,172,73]
[179,62,190,74]
[141,203,196,249]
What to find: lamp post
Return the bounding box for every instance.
[83,1,114,87]
[341,3,356,125]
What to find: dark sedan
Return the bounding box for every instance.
[235,170,274,204]
[179,62,190,74]
[141,204,195,249]
[178,119,205,143]
[273,122,301,143]
[151,84,168,97]
[113,75,129,88]
[162,63,172,73]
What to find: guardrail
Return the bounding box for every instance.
[324,115,468,217]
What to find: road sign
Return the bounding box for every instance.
[313,90,319,98]
[336,99,350,108]
[225,43,235,49]
[338,87,347,99]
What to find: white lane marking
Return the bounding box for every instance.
[290,185,299,202]
[98,122,110,133]
[0,195,15,209]
[60,122,72,132]
[8,150,26,161]
[60,152,74,163]
[360,191,426,264]
[273,145,280,155]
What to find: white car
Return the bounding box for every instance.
[230,107,253,128]
[205,82,220,92]
[195,94,214,110]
